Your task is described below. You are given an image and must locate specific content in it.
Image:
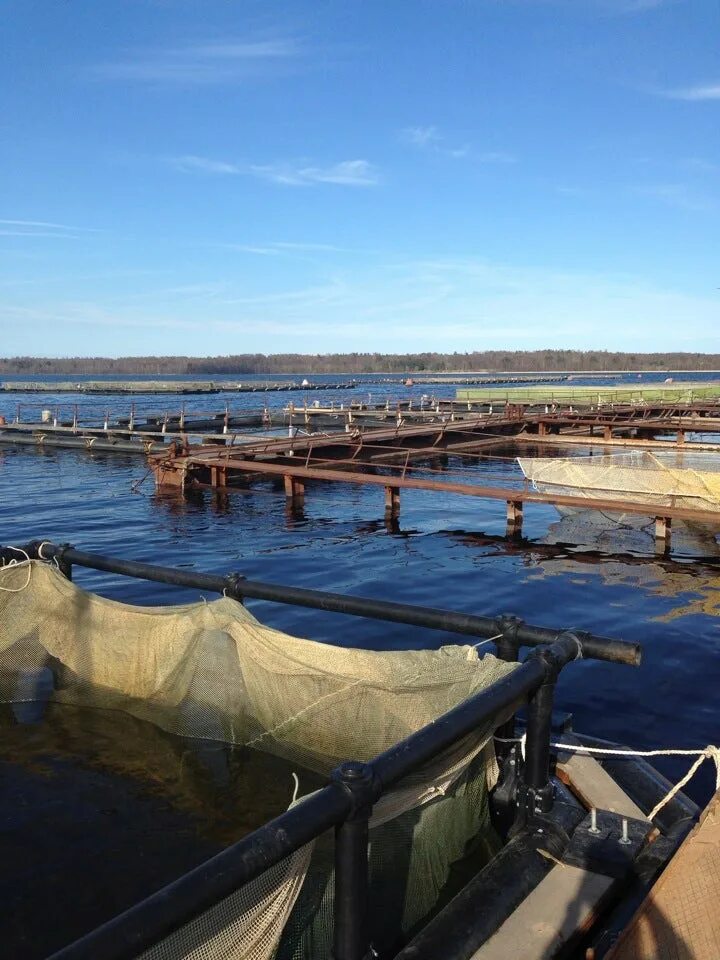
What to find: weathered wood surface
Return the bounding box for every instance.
[607,789,720,960]
[471,864,616,960]
[556,748,649,823]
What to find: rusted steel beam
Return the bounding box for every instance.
[515,433,720,452]
[165,455,720,525]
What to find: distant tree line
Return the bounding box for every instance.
[1,351,720,376]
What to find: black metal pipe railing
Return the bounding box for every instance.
[20,542,641,666]
[2,541,640,960]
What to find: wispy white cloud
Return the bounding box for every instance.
[91,37,303,85]
[223,240,348,256]
[555,185,586,197]
[490,0,667,15]
[172,155,242,175]
[220,280,347,308]
[5,255,719,352]
[272,241,347,252]
[683,157,719,173]
[399,126,515,164]
[477,151,517,164]
[0,231,80,239]
[658,82,720,101]
[610,0,666,11]
[400,126,443,147]
[0,218,93,230]
[172,155,380,187]
[224,244,283,256]
[0,218,98,240]
[0,269,166,288]
[3,303,198,332]
[635,182,715,212]
[251,160,379,186]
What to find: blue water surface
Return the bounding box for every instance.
[2,372,719,804]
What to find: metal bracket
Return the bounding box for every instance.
[517,779,556,817]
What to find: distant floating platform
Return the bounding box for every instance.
[0,380,358,395]
[457,381,720,405]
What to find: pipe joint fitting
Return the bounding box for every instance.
[331,761,380,820]
[224,573,247,600]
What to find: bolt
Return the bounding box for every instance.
[619,817,631,846]
[589,808,600,835]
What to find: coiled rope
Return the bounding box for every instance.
[0,546,33,593]
[0,542,57,592]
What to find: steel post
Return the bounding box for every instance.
[493,615,522,756]
[518,633,581,820]
[331,762,376,960]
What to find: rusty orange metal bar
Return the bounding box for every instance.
[176,455,720,526]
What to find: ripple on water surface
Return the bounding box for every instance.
[1,438,720,809]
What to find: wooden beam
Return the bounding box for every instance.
[556,750,649,823]
[506,499,524,534]
[654,516,671,547]
[283,475,304,501]
[385,485,400,515]
[471,865,617,960]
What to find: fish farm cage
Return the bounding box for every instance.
[0,541,700,960]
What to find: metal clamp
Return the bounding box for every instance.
[223,572,247,604]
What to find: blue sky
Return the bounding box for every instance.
[1,0,719,357]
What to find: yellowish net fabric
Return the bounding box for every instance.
[518,452,720,513]
[0,561,515,960]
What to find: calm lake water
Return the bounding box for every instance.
[2,372,720,805]
[0,702,325,959]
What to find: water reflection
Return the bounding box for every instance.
[448,521,720,624]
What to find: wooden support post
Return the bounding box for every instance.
[284,475,304,502]
[506,500,524,535]
[385,485,400,516]
[677,429,685,445]
[655,516,671,549]
[603,425,613,441]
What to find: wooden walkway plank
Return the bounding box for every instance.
[556,749,650,823]
[471,864,616,960]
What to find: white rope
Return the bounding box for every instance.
[37,541,52,560]
[467,632,503,656]
[0,546,33,593]
[494,735,720,820]
[37,541,63,572]
[495,732,526,759]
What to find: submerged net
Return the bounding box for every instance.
[518,451,720,513]
[0,560,516,960]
